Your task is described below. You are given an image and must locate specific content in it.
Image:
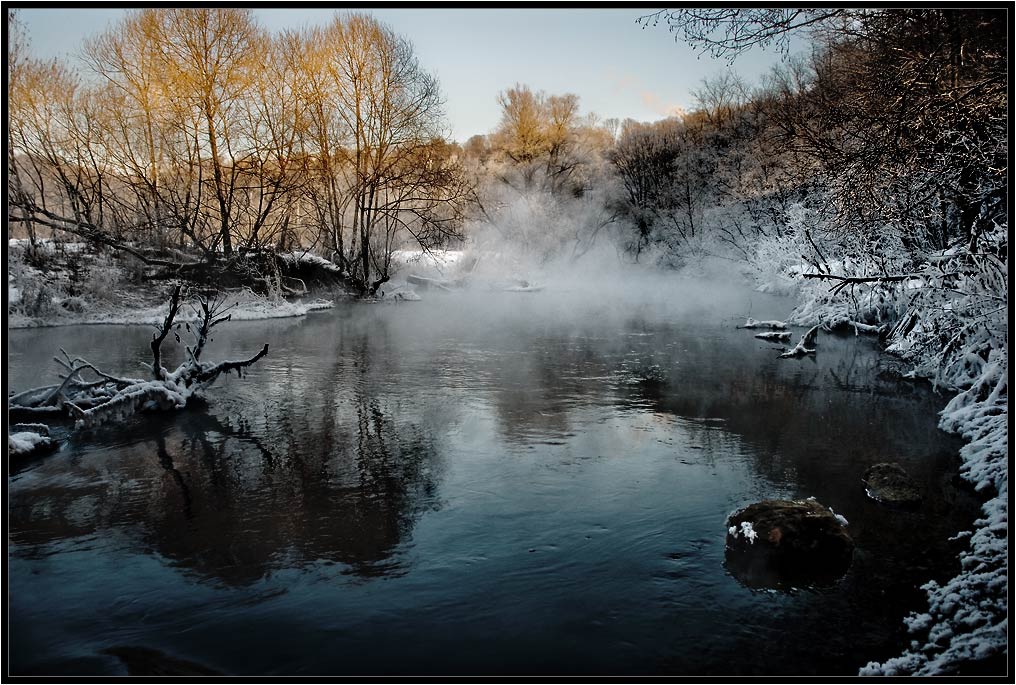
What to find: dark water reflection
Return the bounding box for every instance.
[7,286,979,676]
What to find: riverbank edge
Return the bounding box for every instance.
[7,296,337,330]
[782,290,1008,675]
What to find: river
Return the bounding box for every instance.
[7,284,980,676]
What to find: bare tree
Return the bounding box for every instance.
[306,13,467,295]
[154,8,263,258]
[636,8,847,60]
[494,84,548,166]
[231,29,311,254]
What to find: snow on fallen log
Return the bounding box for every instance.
[738,317,788,330]
[847,320,885,336]
[11,423,51,436]
[7,285,269,431]
[754,331,793,341]
[780,325,820,358]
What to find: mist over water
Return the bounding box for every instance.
[394,221,764,327]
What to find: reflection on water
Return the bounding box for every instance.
[7,288,980,676]
[11,381,441,586]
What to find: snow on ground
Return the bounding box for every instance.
[390,249,465,272]
[8,431,55,457]
[8,290,334,329]
[8,238,89,253]
[8,239,338,329]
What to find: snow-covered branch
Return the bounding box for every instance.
[780,325,820,358]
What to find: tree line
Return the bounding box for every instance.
[8,9,468,296]
[7,8,1008,296]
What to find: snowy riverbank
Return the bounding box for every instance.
[859,354,1008,675]
[7,238,338,329]
[8,290,335,330]
[767,259,1008,675]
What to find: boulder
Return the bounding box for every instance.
[863,462,922,506]
[724,498,854,589]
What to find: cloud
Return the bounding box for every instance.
[640,90,687,118]
[607,68,640,92]
[605,68,686,119]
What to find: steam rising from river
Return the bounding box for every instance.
[390,215,768,331]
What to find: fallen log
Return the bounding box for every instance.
[406,273,456,291]
[754,331,793,341]
[8,285,269,430]
[738,317,788,330]
[780,325,820,358]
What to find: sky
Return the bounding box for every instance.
[16,7,805,142]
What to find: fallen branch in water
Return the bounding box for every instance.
[847,320,886,336]
[738,317,788,330]
[755,331,793,341]
[780,325,820,358]
[8,286,269,430]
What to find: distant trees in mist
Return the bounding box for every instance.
[458,7,1005,275]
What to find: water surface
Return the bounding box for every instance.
[7,285,978,676]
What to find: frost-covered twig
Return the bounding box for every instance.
[191,344,270,385]
[187,293,237,365]
[8,384,61,406]
[802,270,961,296]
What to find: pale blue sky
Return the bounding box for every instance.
[17,7,803,142]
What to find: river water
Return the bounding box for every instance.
[7,284,980,676]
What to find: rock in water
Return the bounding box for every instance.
[863,462,922,506]
[724,498,854,589]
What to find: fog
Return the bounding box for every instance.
[389,204,777,336]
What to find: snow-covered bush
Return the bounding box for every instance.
[82,261,120,301]
[11,273,60,319]
[885,253,1008,392]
